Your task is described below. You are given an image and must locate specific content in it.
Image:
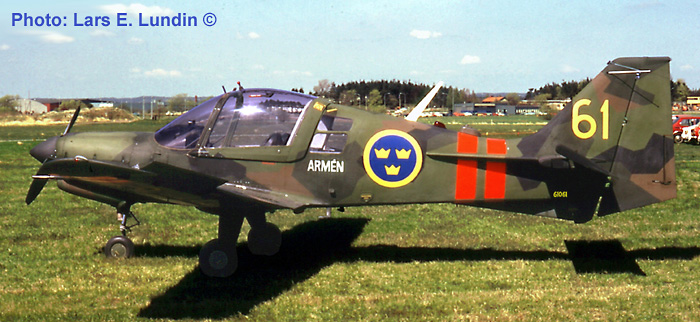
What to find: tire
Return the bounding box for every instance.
[247,223,282,256]
[674,133,682,143]
[104,236,135,258]
[199,239,237,278]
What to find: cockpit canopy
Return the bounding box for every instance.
[155,89,316,149]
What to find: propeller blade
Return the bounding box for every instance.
[25,177,48,205]
[62,105,81,136]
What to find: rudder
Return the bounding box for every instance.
[519,57,675,221]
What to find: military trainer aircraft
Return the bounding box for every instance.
[27,57,675,277]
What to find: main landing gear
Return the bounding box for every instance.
[198,210,282,277]
[100,203,282,278]
[103,203,140,259]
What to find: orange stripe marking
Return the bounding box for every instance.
[455,133,479,200]
[484,162,506,199]
[456,160,477,200]
[485,139,506,199]
[457,132,478,153]
[487,138,507,155]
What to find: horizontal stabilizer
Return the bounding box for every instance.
[555,145,610,176]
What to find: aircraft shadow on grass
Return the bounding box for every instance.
[137,217,700,320]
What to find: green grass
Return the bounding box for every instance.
[0,117,175,141]
[1,117,699,321]
[419,115,547,137]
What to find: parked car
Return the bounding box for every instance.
[672,115,700,143]
[680,123,700,143]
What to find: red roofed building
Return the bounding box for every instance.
[482,96,506,103]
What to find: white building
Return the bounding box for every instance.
[13,98,48,114]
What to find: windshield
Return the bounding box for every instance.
[155,89,316,149]
[154,95,221,149]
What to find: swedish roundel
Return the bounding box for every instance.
[363,130,423,188]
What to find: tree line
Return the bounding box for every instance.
[526,79,698,103]
[2,77,697,118]
[306,79,480,112]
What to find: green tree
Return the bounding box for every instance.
[59,100,91,111]
[535,93,555,120]
[530,79,590,100]
[339,89,358,106]
[384,93,398,108]
[167,94,196,112]
[505,93,521,105]
[367,89,386,113]
[672,79,691,102]
[367,89,382,106]
[0,94,20,113]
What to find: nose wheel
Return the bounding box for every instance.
[104,235,135,258]
[104,204,140,259]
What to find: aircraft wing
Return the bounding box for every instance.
[26,157,157,204]
[26,158,228,208]
[216,183,318,213]
[31,157,157,180]
[26,157,313,211]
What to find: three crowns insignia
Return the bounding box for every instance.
[385,165,401,175]
[374,148,412,159]
[374,148,412,175]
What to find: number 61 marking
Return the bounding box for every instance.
[572,99,609,140]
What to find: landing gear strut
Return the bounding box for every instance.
[198,209,282,277]
[104,203,140,259]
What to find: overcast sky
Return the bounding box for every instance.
[1,0,698,98]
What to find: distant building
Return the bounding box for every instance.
[688,96,700,109]
[21,98,115,113]
[35,99,61,112]
[540,99,571,111]
[453,102,515,115]
[515,103,540,115]
[452,101,542,116]
[13,99,48,114]
[83,99,114,108]
[481,96,506,104]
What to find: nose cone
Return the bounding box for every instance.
[30,136,58,162]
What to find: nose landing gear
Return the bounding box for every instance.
[105,235,135,258]
[104,204,140,259]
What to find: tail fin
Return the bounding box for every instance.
[519,57,675,222]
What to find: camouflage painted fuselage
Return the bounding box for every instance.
[30,57,675,224]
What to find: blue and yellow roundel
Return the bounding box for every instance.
[363,130,423,188]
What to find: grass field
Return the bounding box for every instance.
[1,117,699,321]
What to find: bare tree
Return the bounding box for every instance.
[313,79,333,97]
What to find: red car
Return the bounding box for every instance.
[672,115,700,143]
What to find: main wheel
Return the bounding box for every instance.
[104,236,135,258]
[199,238,237,278]
[247,223,282,256]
